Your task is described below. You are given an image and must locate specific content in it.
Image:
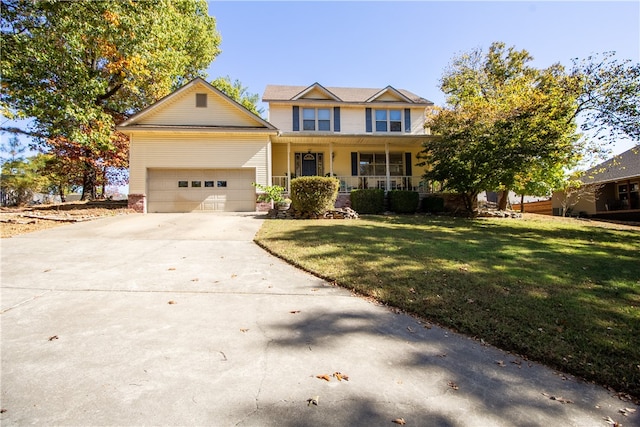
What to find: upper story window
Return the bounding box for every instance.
[303,108,331,131]
[375,109,402,132]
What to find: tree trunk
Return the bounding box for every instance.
[463,191,479,217]
[81,161,96,201]
[520,194,525,213]
[498,190,509,210]
[58,184,66,203]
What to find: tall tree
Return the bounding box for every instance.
[211,76,264,117]
[1,0,221,199]
[418,42,585,215]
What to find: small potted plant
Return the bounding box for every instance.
[253,183,288,208]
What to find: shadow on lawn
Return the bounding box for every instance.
[256,216,640,399]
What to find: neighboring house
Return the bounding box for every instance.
[118,78,435,213]
[551,147,640,221]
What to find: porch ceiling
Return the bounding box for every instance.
[271,132,432,146]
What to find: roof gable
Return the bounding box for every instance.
[263,84,433,105]
[365,86,413,103]
[119,77,275,130]
[292,83,341,101]
[582,146,640,184]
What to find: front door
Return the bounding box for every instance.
[301,152,317,176]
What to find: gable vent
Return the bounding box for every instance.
[196,93,207,108]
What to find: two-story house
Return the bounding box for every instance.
[118,78,434,213]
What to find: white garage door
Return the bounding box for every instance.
[147,169,256,212]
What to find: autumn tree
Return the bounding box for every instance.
[211,76,264,117]
[1,0,221,199]
[418,42,581,215]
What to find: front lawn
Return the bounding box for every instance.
[254,215,640,400]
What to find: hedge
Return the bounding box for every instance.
[350,189,385,214]
[388,190,419,214]
[290,176,339,214]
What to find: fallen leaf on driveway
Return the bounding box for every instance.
[407,326,415,333]
[48,335,58,341]
[620,407,636,416]
[542,392,573,404]
[392,417,406,425]
[307,396,319,406]
[289,310,301,314]
[191,278,199,282]
[316,374,331,382]
[168,267,176,271]
[448,381,459,390]
[240,328,249,333]
[496,360,505,367]
[168,300,177,305]
[604,416,622,426]
[333,372,349,381]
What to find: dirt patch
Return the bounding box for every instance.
[1,200,136,238]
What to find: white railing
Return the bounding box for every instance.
[272,176,442,194]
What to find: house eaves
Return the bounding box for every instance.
[365,85,413,103]
[291,83,342,101]
[580,147,640,184]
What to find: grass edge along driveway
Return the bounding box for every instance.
[254,214,640,401]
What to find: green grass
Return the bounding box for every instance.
[255,215,640,399]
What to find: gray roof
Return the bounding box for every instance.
[263,83,433,105]
[582,146,640,184]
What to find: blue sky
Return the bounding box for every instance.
[206,1,640,155]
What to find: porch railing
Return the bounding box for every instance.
[272,176,442,194]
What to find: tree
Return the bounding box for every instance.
[417,42,584,215]
[211,76,264,117]
[0,155,46,206]
[554,172,603,217]
[1,0,221,199]
[569,52,640,143]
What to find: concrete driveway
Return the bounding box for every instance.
[1,213,637,426]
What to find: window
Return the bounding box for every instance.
[358,153,403,176]
[191,181,201,187]
[302,108,331,131]
[217,181,227,187]
[178,181,188,188]
[375,109,402,132]
[204,181,214,187]
[196,93,207,108]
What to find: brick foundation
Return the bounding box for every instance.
[256,201,273,212]
[128,193,146,213]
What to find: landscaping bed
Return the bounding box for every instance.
[0,200,135,238]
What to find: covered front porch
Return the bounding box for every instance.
[269,133,438,195]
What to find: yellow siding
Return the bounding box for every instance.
[129,133,269,194]
[271,143,427,178]
[140,83,259,128]
[268,104,426,134]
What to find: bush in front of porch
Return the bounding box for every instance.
[290,176,339,215]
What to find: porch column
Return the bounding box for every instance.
[385,141,390,191]
[287,141,291,194]
[267,139,272,187]
[329,141,334,176]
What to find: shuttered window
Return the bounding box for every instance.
[292,106,300,131]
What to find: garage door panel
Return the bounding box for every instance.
[147,168,255,212]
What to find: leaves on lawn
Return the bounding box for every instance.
[48,335,58,341]
[392,418,406,425]
[307,396,319,406]
[542,392,573,404]
[447,381,459,390]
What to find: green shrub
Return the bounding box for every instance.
[350,189,385,214]
[290,176,339,214]
[388,190,419,214]
[421,195,445,213]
